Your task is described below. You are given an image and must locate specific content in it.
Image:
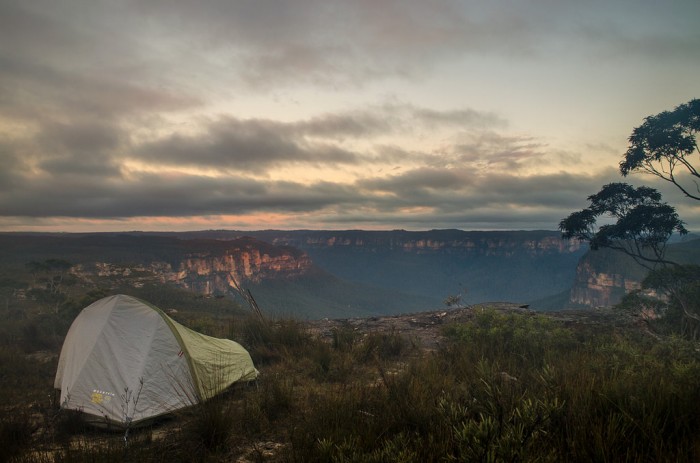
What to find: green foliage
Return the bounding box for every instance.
[621,98,700,200]
[559,182,686,268]
[330,324,358,352]
[237,317,313,365]
[443,308,576,364]
[245,373,295,427]
[290,311,700,462]
[615,265,700,339]
[443,294,462,307]
[354,329,411,363]
[184,395,237,454]
[640,264,700,339]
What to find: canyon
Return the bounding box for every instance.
[3,230,695,317]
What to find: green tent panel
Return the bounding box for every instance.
[54,294,258,427]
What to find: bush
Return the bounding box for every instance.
[288,310,700,462]
[0,411,34,462]
[237,317,313,365]
[184,396,236,453]
[355,329,411,363]
[443,308,577,366]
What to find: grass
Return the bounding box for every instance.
[2,306,700,462]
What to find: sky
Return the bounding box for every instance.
[1,0,699,232]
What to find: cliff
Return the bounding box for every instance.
[233,230,588,305]
[252,229,584,257]
[65,236,314,297]
[175,237,312,294]
[568,259,642,307]
[132,230,588,306]
[565,239,700,308]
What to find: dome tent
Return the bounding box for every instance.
[54,294,258,427]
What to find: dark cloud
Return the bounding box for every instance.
[1,0,697,231]
[0,171,360,219]
[38,121,123,154]
[574,2,700,63]
[125,0,481,86]
[121,0,699,89]
[136,104,505,172]
[137,117,361,172]
[359,168,466,195]
[0,141,25,191]
[296,103,507,139]
[355,166,619,215]
[0,149,612,224]
[28,120,125,177]
[0,2,91,65]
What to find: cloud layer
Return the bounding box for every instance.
[1,0,699,231]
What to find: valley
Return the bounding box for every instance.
[1,229,699,319]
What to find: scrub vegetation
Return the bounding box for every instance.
[1,283,700,462]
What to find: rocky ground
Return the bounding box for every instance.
[308,302,640,351]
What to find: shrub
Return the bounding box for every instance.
[184,395,236,454]
[331,324,358,352]
[354,329,411,363]
[237,317,312,365]
[0,411,34,462]
[443,308,577,366]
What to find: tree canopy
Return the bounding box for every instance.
[621,99,700,200]
[559,182,686,268]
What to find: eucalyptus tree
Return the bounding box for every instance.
[621,99,700,200]
[560,99,700,337]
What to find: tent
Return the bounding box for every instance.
[54,294,258,427]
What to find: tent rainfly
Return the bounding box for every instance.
[54,294,258,427]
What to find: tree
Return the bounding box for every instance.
[641,265,700,340]
[443,294,462,308]
[0,277,27,312]
[621,99,700,200]
[559,182,687,269]
[26,259,74,313]
[561,99,699,338]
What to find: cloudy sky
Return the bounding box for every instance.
[1,0,699,232]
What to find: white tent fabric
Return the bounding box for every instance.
[54,294,258,427]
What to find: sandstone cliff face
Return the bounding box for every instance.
[176,245,312,294]
[72,238,313,296]
[568,259,642,307]
[270,232,583,257]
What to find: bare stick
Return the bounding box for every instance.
[227,273,266,321]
